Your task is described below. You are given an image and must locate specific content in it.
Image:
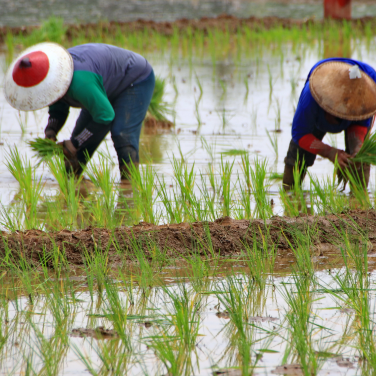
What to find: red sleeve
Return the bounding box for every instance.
[347,124,368,142]
[298,134,331,155]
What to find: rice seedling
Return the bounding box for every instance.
[84,153,120,228]
[215,275,263,375]
[269,172,283,180]
[127,160,157,224]
[243,75,249,105]
[308,171,348,214]
[241,235,276,290]
[267,64,274,100]
[221,149,248,157]
[280,159,309,216]
[45,154,82,229]
[172,156,197,219]
[27,138,62,163]
[147,76,173,122]
[280,277,319,375]
[249,157,273,220]
[4,147,44,229]
[200,137,216,163]
[5,32,14,70]
[217,108,233,130]
[266,130,278,158]
[318,236,376,372]
[219,156,234,217]
[351,131,376,165]
[195,73,203,104]
[194,97,202,129]
[16,111,28,135]
[171,75,179,101]
[273,98,281,132]
[102,277,132,347]
[196,167,217,221]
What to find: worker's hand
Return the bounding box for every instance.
[45,129,57,142]
[57,140,80,174]
[57,140,77,158]
[327,148,352,169]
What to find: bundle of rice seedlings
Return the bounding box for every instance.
[27,138,62,163]
[337,131,376,187]
[351,131,376,165]
[147,77,173,122]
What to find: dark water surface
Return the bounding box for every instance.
[2,0,376,27]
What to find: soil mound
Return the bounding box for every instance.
[1,209,376,268]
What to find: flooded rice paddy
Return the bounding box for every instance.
[1,19,376,375]
[1,38,376,219]
[1,267,374,375]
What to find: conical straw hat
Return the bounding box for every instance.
[309,61,376,121]
[4,42,73,111]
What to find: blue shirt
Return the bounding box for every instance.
[292,58,376,145]
[49,44,152,125]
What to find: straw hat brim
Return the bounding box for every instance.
[309,61,376,121]
[4,42,73,111]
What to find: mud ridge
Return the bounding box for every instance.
[1,209,376,267]
[2,15,376,44]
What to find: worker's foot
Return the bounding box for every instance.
[119,162,139,181]
[282,163,307,191]
[59,140,80,175]
[282,164,294,191]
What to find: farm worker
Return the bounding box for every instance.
[283,58,376,190]
[4,42,155,182]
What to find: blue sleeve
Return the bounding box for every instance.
[292,83,320,145]
[351,118,372,128]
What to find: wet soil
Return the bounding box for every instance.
[2,209,376,268]
[2,15,376,45]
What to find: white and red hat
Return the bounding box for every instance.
[4,42,73,111]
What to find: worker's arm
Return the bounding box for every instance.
[298,124,370,169]
[298,134,350,168]
[45,101,70,141]
[66,70,115,125]
[346,123,371,155]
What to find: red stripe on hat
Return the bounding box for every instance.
[12,51,49,88]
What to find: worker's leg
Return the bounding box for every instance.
[344,128,370,188]
[69,109,112,175]
[283,139,317,190]
[111,70,155,181]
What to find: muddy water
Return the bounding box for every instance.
[2,0,376,27]
[1,43,376,219]
[0,270,370,375]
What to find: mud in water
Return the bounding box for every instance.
[70,327,118,339]
[2,15,376,44]
[143,115,174,135]
[2,209,376,268]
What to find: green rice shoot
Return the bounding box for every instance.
[221,149,249,156]
[351,131,376,165]
[27,138,63,162]
[147,77,173,122]
[269,172,284,180]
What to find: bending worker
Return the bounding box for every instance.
[5,42,155,182]
[283,58,376,190]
